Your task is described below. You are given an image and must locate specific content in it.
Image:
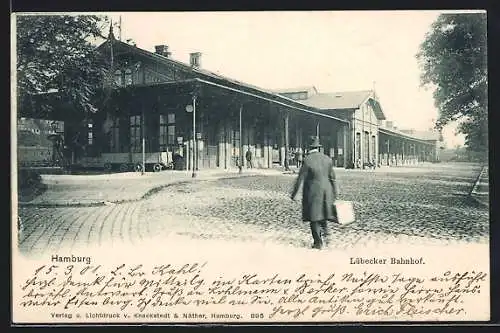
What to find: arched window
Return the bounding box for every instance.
[125,68,133,86]
[114,70,122,86]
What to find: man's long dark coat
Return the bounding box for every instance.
[291,151,337,222]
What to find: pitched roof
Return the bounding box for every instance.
[97,38,279,96]
[95,38,349,124]
[295,90,386,120]
[300,90,372,109]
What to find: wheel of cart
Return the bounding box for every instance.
[104,163,112,171]
[153,163,163,172]
[134,163,144,172]
[119,163,129,172]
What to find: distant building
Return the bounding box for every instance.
[275,86,438,167]
[400,128,444,162]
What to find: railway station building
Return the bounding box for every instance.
[18,28,441,172]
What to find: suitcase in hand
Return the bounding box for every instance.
[333,200,355,225]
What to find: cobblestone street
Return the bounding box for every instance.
[17,163,488,257]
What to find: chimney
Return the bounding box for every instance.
[154,45,171,58]
[189,52,201,68]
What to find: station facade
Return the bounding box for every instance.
[18,29,441,171]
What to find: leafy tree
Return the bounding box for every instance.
[16,14,111,118]
[416,13,487,154]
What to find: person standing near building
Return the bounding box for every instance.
[289,148,295,167]
[295,148,303,168]
[245,148,253,168]
[290,136,337,249]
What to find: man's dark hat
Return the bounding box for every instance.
[308,136,322,148]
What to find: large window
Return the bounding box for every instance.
[159,116,167,151]
[110,118,120,153]
[167,125,175,144]
[130,115,142,153]
[159,113,175,151]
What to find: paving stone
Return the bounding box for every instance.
[16,163,488,256]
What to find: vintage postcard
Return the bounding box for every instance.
[11,11,490,325]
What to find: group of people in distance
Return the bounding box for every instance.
[244,146,307,169]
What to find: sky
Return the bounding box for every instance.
[108,11,471,147]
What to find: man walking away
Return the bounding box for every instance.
[290,136,337,249]
[245,148,253,168]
